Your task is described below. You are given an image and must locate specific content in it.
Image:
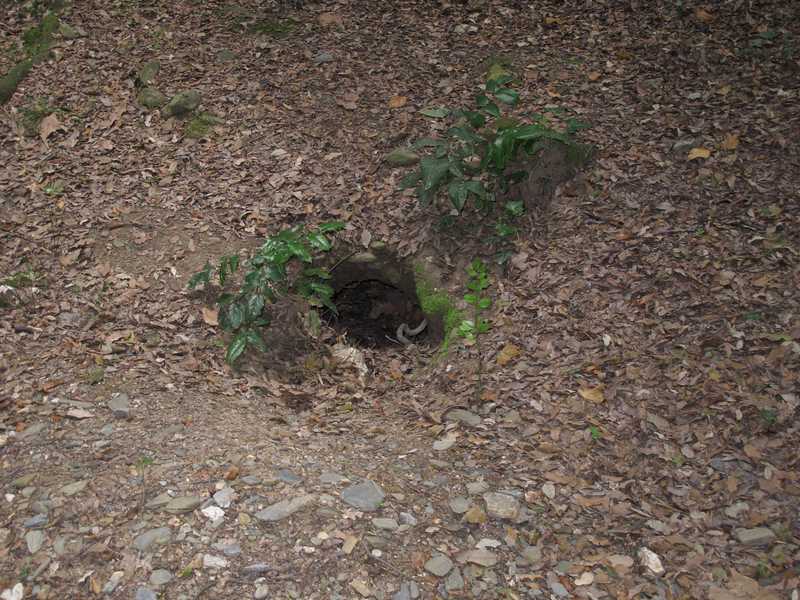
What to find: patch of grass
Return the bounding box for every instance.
[249,18,295,36]
[18,97,55,136]
[414,264,463,354]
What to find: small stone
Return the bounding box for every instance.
[734,527,776,546]
[23,514,48,529]
[201,506,224,521]
[392,582,420,600]
[456,548,497,567]
[520,545,542,564]
[135,588,157,600]
[319,472,347,484]
[216,541,241,556]
[12,474,35,488]
[242,563,270,578]
[108,393,131,419]
[163,90,202,118]
[398,512,417,526]
[137,87,167,110]
[483,492,520,520]
[213,486,235,508]
[102,571,124,594]
[313,51,335,65]
[445,567,465,592]
[19,423,47,438]
[241,475,262,485]
[476,538,501,549]
[276,469,302,484]
[542,482,556,499]
[444,409,481,427]
[59,480,88,497]
[464,505,487,524]
[449,496,471,514]
[164,495,204,514]
[25,530,44,553]
[372,517,398,531]
[724,502,749,519]
[433,433,457,451]
[136,60,160,86]
[254,494,315,522]
[466,480,489,495]
[145,492,172,509]
[132,527,172,552]
[350,579,374,597]
[638,547,665,575]
[341,480,385,512]
[254,584,270,600]
[546,572,569,598]
[202,554,228,569]
[149,569,172,586]
[0,583,24,600]
[424,554,453,577]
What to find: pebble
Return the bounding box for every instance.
[724,502,750,519]
[466,480,489,495]
[59,480,88,497]
[638,547,665,575]
[108,393,131,419]
[319,472,348,484]
[341,480,385,512]
[213,487,235,508]
[19,423,47,438]
[456,548,497,567]
[0,584,23,600]
[135,587,157,600]
[25,530,44,554]
[203,554,228,569]
[483,492,520,520]
[449,496,471,514]
[444,409,481,427]
[255,494,315,522]
[734,527,776,546]
[254,584,270,599]
[350,579,374,597]
[424,554,453,577]
[132,527,172,552]
[102,571,124,594]
[149,569,172,586]
[392,581,420,600]
[372,517,398,531]
[241,475,262,485]
[242,563,271,578]
[399,512,417,526]
[164,496,204,514]
[146,492,172,509]
[546,572,569,598]
[12,474,35,488]
[201,506,225,521]
[277,469,302,484]
[215,541,241,556]
[520,545,542,564]
[23,515,48,529]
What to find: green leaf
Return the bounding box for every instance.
[399,171,421,190]
[307,232,331,251]
[482,102,501,118]
[246,294,265,319]
[418,156,453,203]
[225,331,248,364]
[412,137,445,150]
[286,240,313,262]
[303,267,331,279]
[447,126,483,144]
[309,281,334,298]
[420,107,450,118]
[225,302,246,330]
[464,293,478,305]
[494,88,519,106]
[505,200,525,217]
[318,221,345,233]
[245,329,267,353]
[187,262,212,289]
[478,297,491,310]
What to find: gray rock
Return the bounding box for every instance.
[202,554,228,569]
[137,87,167,110]
[149,569,172,586]
[102,571,124,594]
[23,514,48,529]
[341,480,385,511]
[213,487,235,508]
[277,469,302,484]
[466,480,489,495]
[456,548,497,567]
[59,480,88,497]
[108,393,131,419]
[444,409,481,427]
[137,60,160,86]
[132,527,172,552]
[12,474,35,488]
[146,492,172,509]
[25,530,44,553]
[254,584,270,599]
[99,424,115,436]
[215,540,241,556]
[19,423,47,438]
[393,581,420,600]
[546,572,569,597]
[449,496,471,514]
[483,492,519,520]
[254,494,315,522]
[399,512,417,526]
[242,563,271,578]
[313,51,335,65]
[424,554,453,577]
[372,517,398,531]
[445,567,464,592]
[724,502,749,519]
[319,471,348,484]
[53,536,82,556]
[385,148,420,167]
[735,527,776,546]
[241,475,262,485]
[163,90,202,118]
[164,495,204,514]
[519,545,542,564]
[135,588,157,600]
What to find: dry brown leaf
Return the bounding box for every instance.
[720,133,739,150]
[694,7,714,24]
[687,147,711,160]
[496,343,521,366]
[223,465,240,480]
[318,12,343,27]
[587,71,602,82]
[39,113,63,142]
[388,95,407,108]
[202,306,219,326]
[578,386,605,404]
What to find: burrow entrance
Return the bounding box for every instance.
[323,247,442,348]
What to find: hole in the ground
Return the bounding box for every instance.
[323,249,438,348]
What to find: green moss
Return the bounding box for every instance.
[414,264,463,354]
[0,59,32,105]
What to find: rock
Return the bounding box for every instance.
[398,512,417,526]
[215,540,241,556]
[59,480,87,497]
[464,505,487,524]
[546,572,569,597]
[385,148,419,167]
[520,545,542,564]
[372,517,398,531]
[132,527,171,552]
[542,482,556,499]
[242,563,270,578]
[137,87,167,110]
[476,538,501,549]
[724,502,749,519]
[424,554,453,577]
[102,571,124,594]
[145,492,172,509]
[12,474,35,488]
[734,527,776,546]
[466,480,489,495]
[164,495,204,514]
[254,494,315,522]
[135,588,157,600]
[483,492,520,520]
[23,514,47,529]
[276,469,302,484]
[444,409,481,427]
[201,506,224,521]
[254,584,270,600]
[107,393,131,419]
[456,548,497,567]
[58,22,81,39]
[241,475,262,485]
[163,90,201,118]
[638,547,664,575]
[341,480,385,512]
[213,487,235,508]
[449,496,471,514]
[19,423,47,438]
[313,51,335,65]
[445,567,465,592]
[0,584,23,600]
[25,530,44,553]
[350,579,374,597]
[392,581,420,600]
[319,471,347,484]
[149,569,172,586]
[433,433,457,451]
[136,61,160,86]
[203,554,228,569]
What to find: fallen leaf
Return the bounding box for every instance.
[694,7,714,24]
[578,386,605,404]
[574,572,594,586]
[388,95,407,108]
[223,465,240,480]
[687,147,711,160]
[588,71,602,82]
[342,535,359,554]
[39,113,64,142]
[720,133,739,150]
[202,306,219,326]
[337,93,359,110]
[496,343,521,366]
[318,12,343,27]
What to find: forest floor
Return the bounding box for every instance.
[1,0,799,599]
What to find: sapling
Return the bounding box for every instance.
[458,259,492,403]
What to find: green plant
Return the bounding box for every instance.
[760,408,778,429]
[188,222,344,364]
[457,259,492,402]
[589,425,602,441]
[400,75,586,218]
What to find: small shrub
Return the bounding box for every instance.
[188,222,344,364]
[458,259,492,402]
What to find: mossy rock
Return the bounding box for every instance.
[185,112,224,138]
[0,60,33,105]
[163,90,202,118]
[136,60,160,87]
[137,86,167,109]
